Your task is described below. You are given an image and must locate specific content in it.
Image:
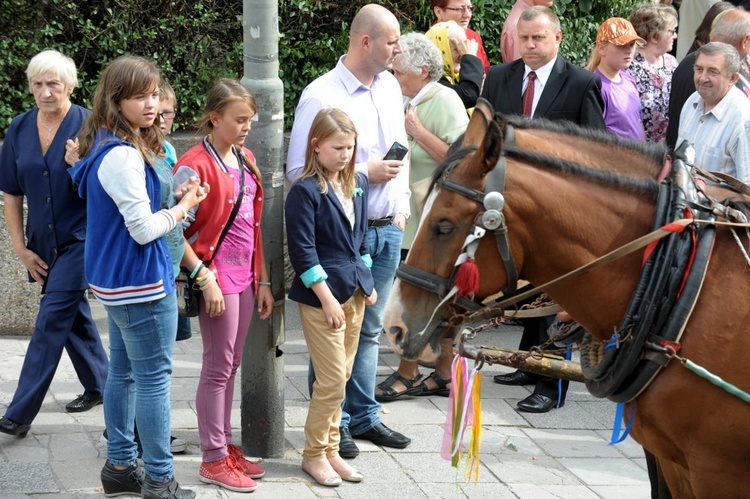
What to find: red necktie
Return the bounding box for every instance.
[522,71,536,118]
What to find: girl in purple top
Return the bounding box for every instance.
[587,18,647,141]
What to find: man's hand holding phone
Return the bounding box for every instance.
[368,141,407,184]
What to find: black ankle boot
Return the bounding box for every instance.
[142,476,195,499]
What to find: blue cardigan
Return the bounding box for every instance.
[286,173,374,307]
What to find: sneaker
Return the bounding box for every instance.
[142,476,195,499]
[228,443,266,479]
[101,460,145,497]
[199,456,259,492]
[170,436,187,454]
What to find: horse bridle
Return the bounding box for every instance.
[396,124,520,313]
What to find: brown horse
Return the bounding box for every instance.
[383,99,750,498]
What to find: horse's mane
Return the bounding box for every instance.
[431,115,665,199]
[506,114,667,168]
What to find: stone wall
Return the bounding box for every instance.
[0,196,41,335]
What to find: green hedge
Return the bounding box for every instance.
[0,0,642,137]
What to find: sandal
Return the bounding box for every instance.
[417,371,451,397]
[374,372,424,402]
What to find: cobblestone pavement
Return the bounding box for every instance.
[0,299,650,498]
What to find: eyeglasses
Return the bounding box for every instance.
[665,28,677,35]
[444,5,474,13]
[159,111,177,120]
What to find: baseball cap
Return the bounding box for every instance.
[596,18,646,46]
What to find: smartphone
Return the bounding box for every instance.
[384,141,408,161]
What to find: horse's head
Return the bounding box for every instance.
[384,99,510,361]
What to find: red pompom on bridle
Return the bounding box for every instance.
[455,258,480,297]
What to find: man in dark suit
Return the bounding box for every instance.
[481,6,605,414]
[482,6,605,128]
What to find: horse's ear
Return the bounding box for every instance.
[465,99,505,177]
[463,98,492,147]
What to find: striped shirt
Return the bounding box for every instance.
[677,86,750,182]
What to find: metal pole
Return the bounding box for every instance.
[240,0,285,458]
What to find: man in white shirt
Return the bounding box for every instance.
[286,3,411,458]
[678,42,750,181]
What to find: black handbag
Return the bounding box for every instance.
[177,146,247,317]
[176,269,201,317]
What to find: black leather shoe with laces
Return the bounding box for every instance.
[0,416,30,437]
[65,394,103,413]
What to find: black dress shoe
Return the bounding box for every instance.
[493,370,536,386]
[0,416,31,437]
[352,422,411,449]
[516,393,561,413]
[65,394,103,413]
[339,427,360,459]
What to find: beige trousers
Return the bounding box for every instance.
[298,291,365,459]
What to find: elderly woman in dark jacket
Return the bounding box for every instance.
[0,50,109,437]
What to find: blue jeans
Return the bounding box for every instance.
[103,293,177,482]
[341,223,403,434]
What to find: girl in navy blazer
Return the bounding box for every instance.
[286,109,376,487]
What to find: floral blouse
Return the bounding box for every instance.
[626,52,678,143]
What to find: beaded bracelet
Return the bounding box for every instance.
[258,281,271,287]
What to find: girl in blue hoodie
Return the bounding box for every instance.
[69,56,206,499]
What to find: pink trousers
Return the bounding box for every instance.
[196,287,255,462]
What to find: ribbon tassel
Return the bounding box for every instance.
[455,258,480,297]
[441,355,482,484]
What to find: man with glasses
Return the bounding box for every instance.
[677,41,750,182]
[501,0,554,62]
[431,0,490,71]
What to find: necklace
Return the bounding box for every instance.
[38,112,65,148]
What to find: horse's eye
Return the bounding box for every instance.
[435,220,454,236]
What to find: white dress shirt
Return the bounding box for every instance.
[286,55,411,220]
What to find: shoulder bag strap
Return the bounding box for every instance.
[205,147,246,266]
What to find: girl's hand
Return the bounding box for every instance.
[65,138,80,166]
[321,297,346,329]
[257,285,274,320]
[365,288,378,306]
[175,177,209,199]
[180,181,209,208]
[201,278,225,317]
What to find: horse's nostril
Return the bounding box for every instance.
[390,326,403,343]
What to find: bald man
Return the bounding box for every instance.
[286,4,412,460]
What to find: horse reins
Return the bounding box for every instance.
[395,123,750,337]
